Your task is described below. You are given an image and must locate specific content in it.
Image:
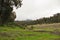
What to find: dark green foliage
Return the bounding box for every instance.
[35,13,60,24]
[0,0,22,25]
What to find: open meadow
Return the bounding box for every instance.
[0,23,60,40]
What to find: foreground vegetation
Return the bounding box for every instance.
[0,23,60,40]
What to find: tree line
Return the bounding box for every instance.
[35,13,60,24]
[15,13,60,26]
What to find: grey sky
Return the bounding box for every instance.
[14,0,60,21]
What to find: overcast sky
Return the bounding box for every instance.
[14,0,60,21]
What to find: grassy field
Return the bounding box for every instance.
[0,23,60,40]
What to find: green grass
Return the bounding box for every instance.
[0,25,60,40]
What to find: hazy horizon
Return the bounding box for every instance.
[14,0,60,21]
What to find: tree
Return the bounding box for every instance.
[0,0,22,25]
